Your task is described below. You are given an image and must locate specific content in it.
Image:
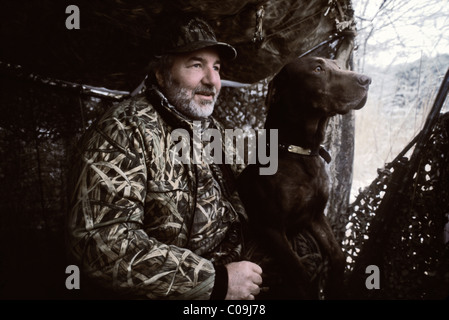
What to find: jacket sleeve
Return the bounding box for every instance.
[67,106,216,300]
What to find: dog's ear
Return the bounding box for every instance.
[265,78,276,109]
[265,67,288,109]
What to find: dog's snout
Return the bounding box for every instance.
[358,75,372,87]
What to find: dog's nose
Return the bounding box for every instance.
[358,75,372,87]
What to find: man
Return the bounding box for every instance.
[67,17,262,300]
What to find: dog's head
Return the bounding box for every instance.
[267,56,371,117]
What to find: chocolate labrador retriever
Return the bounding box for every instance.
[238,56,371,299]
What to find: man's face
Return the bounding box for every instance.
[158,48,222,119]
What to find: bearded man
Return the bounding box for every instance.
[67,17,262,300]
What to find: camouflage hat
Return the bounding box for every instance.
[161,17,237,61]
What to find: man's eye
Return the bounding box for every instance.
[192,64,202,68]
[214,66,221,72]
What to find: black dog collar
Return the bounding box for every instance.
[278,143,332,164]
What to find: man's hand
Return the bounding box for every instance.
[225,261,263,300]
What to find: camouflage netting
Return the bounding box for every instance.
[343,73,449,299]
[1,0,355,89]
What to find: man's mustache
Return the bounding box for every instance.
[194,85,218,98]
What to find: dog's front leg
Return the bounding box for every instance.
[309,216,346,299]
[263,227,318,299]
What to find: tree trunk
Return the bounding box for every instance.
[324,111,355,243]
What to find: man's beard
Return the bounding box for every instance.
[163,74,219,119]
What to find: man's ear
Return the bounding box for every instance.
[155,70,165,88]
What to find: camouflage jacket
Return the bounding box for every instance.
[67,87,246,299]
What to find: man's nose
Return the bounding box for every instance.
[202,66,221,89]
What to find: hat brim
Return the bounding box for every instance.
[166,40,237,61]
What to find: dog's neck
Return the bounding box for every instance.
[265,107,329,152]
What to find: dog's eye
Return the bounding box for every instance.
[314,66,323,73]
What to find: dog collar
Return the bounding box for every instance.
[278,143,332,164]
